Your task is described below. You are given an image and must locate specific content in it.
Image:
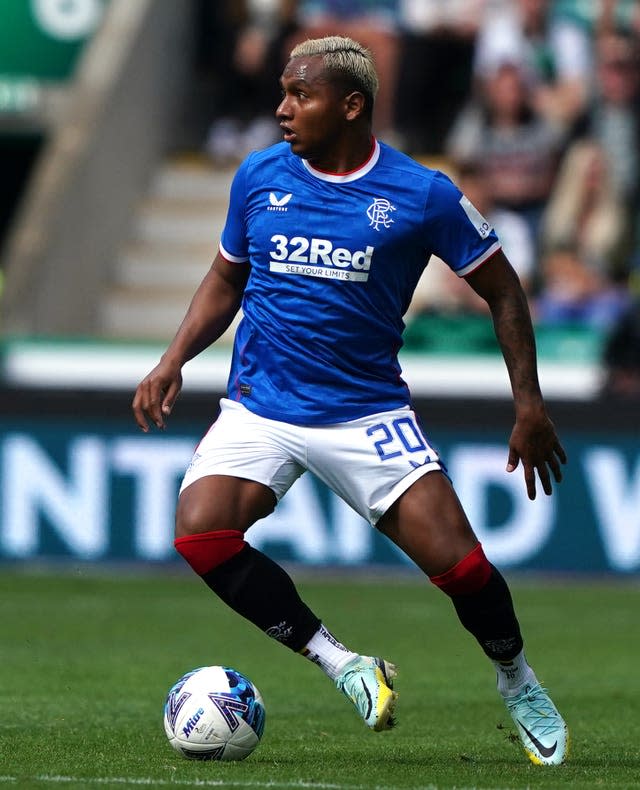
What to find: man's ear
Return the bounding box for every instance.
[344,91,367,121]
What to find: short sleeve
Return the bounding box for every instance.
[422,171,501,277]
[219,155,251,262]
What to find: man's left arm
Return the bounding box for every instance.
[465,250,567,500]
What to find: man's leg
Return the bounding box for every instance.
[175,474,322,651]
[174,474,397,731]
[377,470,569,765]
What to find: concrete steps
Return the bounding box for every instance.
[100,158,237,341]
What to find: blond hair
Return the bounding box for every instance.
[289,36,379,112]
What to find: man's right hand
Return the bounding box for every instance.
[132,359,183,432]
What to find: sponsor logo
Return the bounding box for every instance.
[408,456,436,470]
[182,706,205,738]
[319,624,350,652]
[359,678,373,720]
[367,197,395,231]
[268,192,293,212]
[269,234,374,281]
[518,720,558,759]
[265,619,294,642]
[459,195,492,239]
[483,637,519,657]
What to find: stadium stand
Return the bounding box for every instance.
[0,0,638,398]
[0,1,197,336]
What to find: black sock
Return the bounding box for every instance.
[450,566,523,661]
[201,545,321,652]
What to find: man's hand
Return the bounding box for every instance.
[131,254,248,433]
[132,359,183,432]
[507,409,567,499]
[466,253,568,499]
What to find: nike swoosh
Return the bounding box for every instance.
[518,720,558,758]
[360,678,373,721]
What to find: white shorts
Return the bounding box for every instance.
[180,398,444,525]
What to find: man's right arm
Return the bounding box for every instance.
[465,250,567,499]
[132,253,250,432]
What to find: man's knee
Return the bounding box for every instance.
[175,476,276,538]
[173,479,279,582]
[429,543,493,596]
[175,492,232,538]
[174,528,247,575]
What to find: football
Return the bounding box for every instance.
[163,665,266,761]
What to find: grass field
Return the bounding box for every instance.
[1,568,639,790]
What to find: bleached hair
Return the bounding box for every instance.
[289,36,379,105]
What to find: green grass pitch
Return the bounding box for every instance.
[1,568,638,790]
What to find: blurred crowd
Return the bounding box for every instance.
[196,0,640,396]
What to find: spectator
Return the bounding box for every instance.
[446,55,566,249]
[539,1,640,39]
[541,138,633,283]
[579,26,640,206]
[593,0,640,37]
[286,1,402,139]
[457,160,536,293]
[409,160,536,317]
[203,1,297,163]
[601,298,640,398]
[534,243,631,328]
[394,0,485,155]
[575,25,640,289]
[474,0,593,130]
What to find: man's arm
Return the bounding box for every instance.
[465,250,567,499]
[132,253,250,432]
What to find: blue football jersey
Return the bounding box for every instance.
[219,139,501,424]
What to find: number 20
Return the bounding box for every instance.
[367,417,427,461]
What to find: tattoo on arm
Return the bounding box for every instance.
[490,287,542,405]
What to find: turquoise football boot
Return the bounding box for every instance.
[335,656,397,732]
[505,682,569,765]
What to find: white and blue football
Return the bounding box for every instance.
[164,665,266,761]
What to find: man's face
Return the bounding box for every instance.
[276,55,349,162]
[597,34,639,104]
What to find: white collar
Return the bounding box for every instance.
[302,138,380,183]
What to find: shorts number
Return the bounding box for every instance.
[367,417,428,461]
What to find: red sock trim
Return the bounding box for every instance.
[429,543,492,596]
[174,529,247,576]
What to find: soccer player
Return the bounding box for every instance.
[132,36,569,766]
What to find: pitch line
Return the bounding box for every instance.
[0,776,445,790]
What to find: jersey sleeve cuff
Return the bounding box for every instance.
[219,241,249,264]
[455,241,502,277]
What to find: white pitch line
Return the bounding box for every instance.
[0,776,445,790]
[36,779,347,789]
